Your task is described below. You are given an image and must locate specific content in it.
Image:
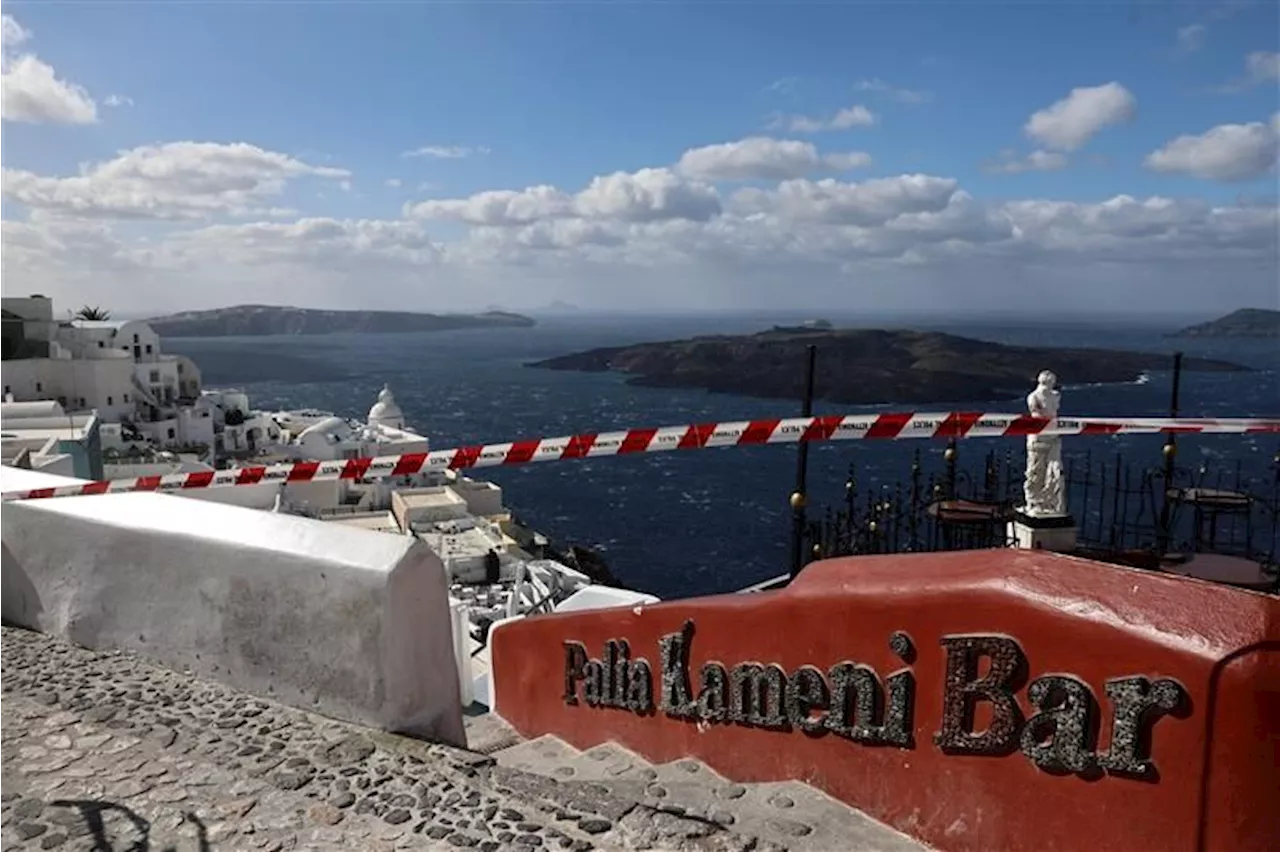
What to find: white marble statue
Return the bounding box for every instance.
[1023,370,1066,517]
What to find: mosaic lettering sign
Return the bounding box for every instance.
[561,621,1187,780]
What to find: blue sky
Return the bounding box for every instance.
[1,1,1277,314]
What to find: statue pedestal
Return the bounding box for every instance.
[1008,511,1077,553]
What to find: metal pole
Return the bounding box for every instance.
[789,344,818,578]
[1158,352,1183,555]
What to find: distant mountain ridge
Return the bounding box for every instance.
[529,327,1249,406]
[1169,308,1280,339]
[148,304,536,337]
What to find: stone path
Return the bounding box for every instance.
[0,627,812,851]
[487,738,926,852]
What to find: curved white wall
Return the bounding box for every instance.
[2,400,67,420]
[1,466,465,746]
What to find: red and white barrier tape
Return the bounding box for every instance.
[3,412,1277,502]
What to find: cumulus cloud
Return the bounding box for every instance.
[1024,82,1136,151]
[407,186,575,225]
[406,167,721,225]
[1,142,351,220]
[104,93,133,108]
[772,105,877,133]
[1144,117,1280,181]
[729,174,960,225]
[1,128,1276,315]
[853,78,932,104]
[402,145,490,159]
[982,150,1070,175]
[677,137,872,181]
[1,14,97,124]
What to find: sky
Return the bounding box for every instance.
[1,0,1277,317]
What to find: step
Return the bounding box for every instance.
[485,720,931,852]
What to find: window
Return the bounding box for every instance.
[149,370,160,382]
[167,428,175,440]
[97,341,104,348]
[107,396,114,405]
[177,363,184,373]
[145,344,152,354]
[35,382,42,392]
[3,385,9,395]
[79,397,86,408]
[133,334,139,343]
[123,393,130,403]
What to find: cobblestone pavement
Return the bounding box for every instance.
[1,627,762,852]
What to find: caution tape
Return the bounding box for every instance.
[3,412,1277,502]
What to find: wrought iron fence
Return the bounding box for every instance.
[804,441,1280,574]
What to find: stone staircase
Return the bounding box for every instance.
[466,714,930,852]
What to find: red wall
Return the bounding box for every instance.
[492,549,1280,852]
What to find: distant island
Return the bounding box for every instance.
[528,328,1249,405]
[533,300,581,315]
[1169,308,1280,339]
[148,305,536,337]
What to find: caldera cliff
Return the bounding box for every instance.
[149,305,536,337]
[528,328,1249,406]
[1168,308,1280,339]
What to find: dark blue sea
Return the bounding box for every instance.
[166,314,1280,599]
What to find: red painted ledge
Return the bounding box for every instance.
[491,548,1280,852]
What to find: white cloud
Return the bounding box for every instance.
[677,137,872,181]
[1024,82,1136,151]
[574,169,722,222]
[104,93,133,108]
[1210,51,1280,93]
[1245,51,1280,82]
[729,174,961,225]
[1,123,1275,314]
[1144,117,1280,181]
[983,150,1070,175]
[169,218,441,269]
[853,78,932,104]
[1176,24,1205,53]
[773,105,877,133]
[407,186,574,225]
[407,167,721,225]
[2,14,29,48]
[1,15,97,125]
[385,178,402,188]
[2,141,350,220]
[402,145,490,159]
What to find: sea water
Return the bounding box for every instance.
[166,313,1279,599]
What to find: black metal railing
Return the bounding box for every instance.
[804,443,1280,573]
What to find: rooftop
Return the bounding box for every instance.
[395,487,468,510]
[67,320,129,331]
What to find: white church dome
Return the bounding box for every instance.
[367,384,405,429]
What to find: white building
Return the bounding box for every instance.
[1,295,204,447]
[0,401,103,480]
[2,344,137,423]
[284,386,426,462]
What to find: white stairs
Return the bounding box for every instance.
[468,716,930,852]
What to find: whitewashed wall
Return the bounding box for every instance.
[1,466,465,746]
